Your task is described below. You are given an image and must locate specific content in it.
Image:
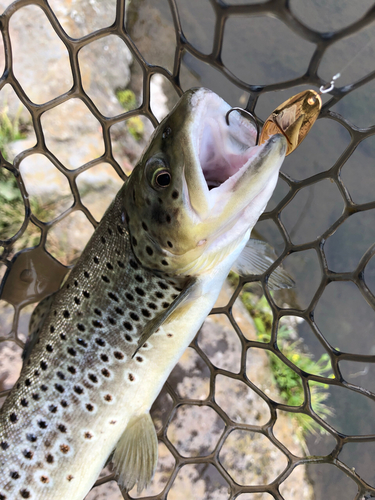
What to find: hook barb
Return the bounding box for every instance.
[225,107,260,145]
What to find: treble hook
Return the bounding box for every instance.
[225,107,260,145]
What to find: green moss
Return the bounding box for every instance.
[240,284,333,439]
[116,89,137,111]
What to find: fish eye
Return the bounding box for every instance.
[145,156,171,189]
[153,169,171,188]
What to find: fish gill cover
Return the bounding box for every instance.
[0,1,375,499]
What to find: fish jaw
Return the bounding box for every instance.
[123,88,287,278]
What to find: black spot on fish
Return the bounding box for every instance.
[132,236,137,246]
[48,405,57,413]
[151,205,165,224]
[129,259,138,270]
[40,475,49,483]
[84,271,90,278]
[9,413,17,423]
[108,317,116,325]
[107,227,112,236]
[135,275,144,283]
[20,490,31,498]
[106,262,113,270]
[40,385,48,391]
[63,310,70,318]
[83,290,90,298]
[102,368,110,378]
[114,351,124,360]
[74,297,81,305]
[46,453,54,463]
[34,370,40,377]
[142,222,148,231]
[108,292,119,302]
[68,366,76,374]
[1,441,9,450]
[115,307,124,315]
[126,292,134,301]
[123,321,133,331]
[92,320,103,328]
[57,371,65,380]
[55,384,65,393]
[95,338,105,347]
[60,444,70,454]
[167,240,173,248]
[60,333,66,340]
[128,373,135,382]
[23,449,33,459]
[141,309,151,318]
[146,246,153,256]
[94,256,99,264]
[10,471,20,479]
[25,379,31,387]
[77,323,85,332]
[161,260,169,266]
[88,374,98,383]
[104,394,112,401]
[135,287,145,297]
[125,334,132,342]
[58,424,67,433]
[67,348,77,356]
[86,403,94,412]
[84,432,93,439]
[21,399,28,407]
[162,302,170,308]
[100,354,109,362]
[172,190,179,199]
[61,400,68,408]
[166,214,171,224]
[74,280,78,287]
[77,338,88,347]
[155,291,164,299]
[130,312,139,321]
[102,275,110,283]
[32,394,39,401]
[74,386,83,395]
[26,433,37,442]
[46,344,53,352]
[101,236,106,245]
[158,281,168,290]
[136,356,143,363]
[148,302,157,310]
[50,325,55,333]
[38,421,47,429]
[117,260,125,268]
[117,223,125,234]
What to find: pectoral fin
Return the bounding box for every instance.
[132,277,198,356]
[113,413,158,494]
[232,238,294,290]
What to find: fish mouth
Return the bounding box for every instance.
[186,88,286,218]
[198,102,258,191]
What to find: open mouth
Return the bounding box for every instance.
[197,100,258,191]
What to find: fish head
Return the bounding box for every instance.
[123,88,286,277]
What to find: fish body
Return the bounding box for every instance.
[0,88,287,499]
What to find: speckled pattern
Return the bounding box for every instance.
[0,191,181,499]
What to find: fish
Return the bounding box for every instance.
[0,87,289,500]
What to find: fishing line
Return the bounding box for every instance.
[320,28,375,93]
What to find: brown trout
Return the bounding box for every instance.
[0,88,288,499]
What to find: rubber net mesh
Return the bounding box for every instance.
[1,1,375,499]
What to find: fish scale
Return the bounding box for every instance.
[0,192,181,499]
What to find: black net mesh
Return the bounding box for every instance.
[1,1,375,499]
